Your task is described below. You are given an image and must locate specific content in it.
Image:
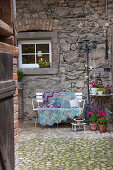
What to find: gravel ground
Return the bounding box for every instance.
[18,121,113,170]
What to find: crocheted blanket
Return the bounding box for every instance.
[38,92,83,126]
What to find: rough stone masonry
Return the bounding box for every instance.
[16,0,113,120]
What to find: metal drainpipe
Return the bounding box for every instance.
[13,0,16,45]
[13,0,16,21]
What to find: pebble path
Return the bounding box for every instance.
[18,122,113,170]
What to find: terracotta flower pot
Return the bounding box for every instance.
[90,123,97,131]
[99,125,107,133]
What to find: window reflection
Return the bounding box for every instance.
[22,55,35,64]
[22,44,35,53]
[36,44,49,53]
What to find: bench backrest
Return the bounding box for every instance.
[36,92,43,103]
[36,92,83,103]
[75,92,82,103]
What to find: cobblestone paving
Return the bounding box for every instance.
[19,122,113,170]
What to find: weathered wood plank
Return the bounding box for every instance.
[0,85,15,94]
[0,53,13,80]
[0,131,11,170]
[0,52,14,170]
[0,35,14,45]
[0,43,19,57]
[0,8,2,19]
[0,19,13,36]
[0,80,16,99]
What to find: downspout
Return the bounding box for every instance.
[13,0,16,45]
[13,0,16,21]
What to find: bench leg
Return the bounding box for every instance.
[75,125,76,131]
[35,112,38,127]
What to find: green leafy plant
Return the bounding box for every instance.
[97,88,104,92]
[89,115,98,123]
[38,61,51,66]
[97,77,102,82]
[17,70,24,81]
[45,62,51,66]
[88,106,98,123]
[98,118,107,126]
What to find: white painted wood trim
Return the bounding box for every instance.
[18,40,52,68]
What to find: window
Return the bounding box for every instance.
[18,40,52,68]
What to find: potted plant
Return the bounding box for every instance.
[96,77,103,88]
[98,117,107,133]
[89,114,98,131]
[96,107,107,133]
[88,106,98,131]
[17,70,24,89]
[90,81,98,95]
[97,88,104,95]
[105,84,111,95]
[38,61,51,68]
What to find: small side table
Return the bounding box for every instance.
[71,122,86,131]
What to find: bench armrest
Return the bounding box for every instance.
[78,99,85,109]
[32,99,39,111]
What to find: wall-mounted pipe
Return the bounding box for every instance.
[13,0,16,21]
[13,0,16,46]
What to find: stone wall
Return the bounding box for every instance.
[16,0,113,120]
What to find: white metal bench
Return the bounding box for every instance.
[32,92,85,127]
[32,92,43,127]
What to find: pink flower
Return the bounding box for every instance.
[97,119,99,121]
[97,114,101,117]
[90,81,97,88]
[102,112,106,116]
[98,110,102,113]
[88,112,93,115]
[101,117,105,120]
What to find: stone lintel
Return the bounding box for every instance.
[17,31,58,43]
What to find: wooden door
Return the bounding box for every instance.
[0,52,16,170]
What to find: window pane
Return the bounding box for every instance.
[22,55,35,64]
[22,44,35,53]
[37,54,49,63]
[36,44,49,53]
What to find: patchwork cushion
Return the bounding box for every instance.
[69,99,79,108]
[43,92,61,104]
[47,99,55,107]
[54,98,61,107]
[61,92,76,100]
[61,100,70,108]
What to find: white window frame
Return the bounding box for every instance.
[18,40,52,68]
